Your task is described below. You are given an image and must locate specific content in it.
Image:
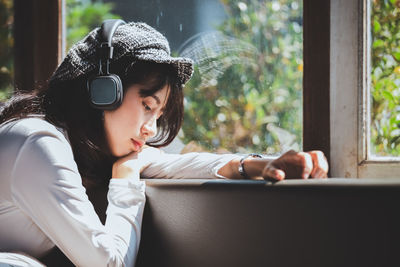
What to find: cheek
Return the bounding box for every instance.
[103,107,143,156]
[103,111,120,153]
[103,110,131,152]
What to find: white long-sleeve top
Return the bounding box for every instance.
[0,118,239,266]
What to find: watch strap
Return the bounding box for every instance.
[238,153,263,179]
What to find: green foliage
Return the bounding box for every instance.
[0,0,13,101]
[181,0,303,153]
[371,0,400,156]
[66,0,121,51]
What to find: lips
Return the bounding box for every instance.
[131,138,144,150]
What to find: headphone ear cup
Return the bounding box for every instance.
[87,74,123,110]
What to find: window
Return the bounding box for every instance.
[66,0,304,155]
[11,0,399,177]
[330,0,400,178]
[0,0,13,102]
[370,0,400,157]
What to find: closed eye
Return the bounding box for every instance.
[142,102,152,111]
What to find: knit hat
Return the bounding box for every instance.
[50,22,194,86]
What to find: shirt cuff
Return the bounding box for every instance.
[108,179,146,207]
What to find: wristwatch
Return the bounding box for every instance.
[238,153,263,179]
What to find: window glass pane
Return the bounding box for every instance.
[0,0,13,102]
[370,0,400,157]
[66,0,303,154]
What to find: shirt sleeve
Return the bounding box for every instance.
[10,128,145,267]
[139,147,241,179]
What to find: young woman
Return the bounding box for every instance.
[0,22,328,266]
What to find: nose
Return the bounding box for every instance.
[141,116,157,138]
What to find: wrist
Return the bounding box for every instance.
[219,155,271,179]
[238,154,265,179]
[112,160,140,179]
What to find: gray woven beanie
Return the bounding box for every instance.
[50,22,194,85]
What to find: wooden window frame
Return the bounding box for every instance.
[13,0,63,92]
[330,0,400,178]
[303,0,331,167]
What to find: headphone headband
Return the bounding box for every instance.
[87,19,126,110]
[100,19,126,60]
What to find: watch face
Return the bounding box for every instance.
[239,154,264,178]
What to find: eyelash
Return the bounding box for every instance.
[142,101,163,119]
[142,102,152,111]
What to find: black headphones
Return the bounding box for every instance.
[87,19,126,110]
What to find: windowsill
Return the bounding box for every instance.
[143,177,400,188]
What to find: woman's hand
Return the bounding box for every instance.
[220,150,329,181]
[262,150,329,181]
[111,146,163,179]
[112,151,140,179]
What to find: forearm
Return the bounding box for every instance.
[141,150,241,179]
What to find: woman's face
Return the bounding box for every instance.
[103,83,169,157]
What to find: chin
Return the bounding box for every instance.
[109,139,134,157]
[111,147,128,158]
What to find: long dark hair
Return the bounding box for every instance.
[0,59,184,187]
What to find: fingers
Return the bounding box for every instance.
[261,150,328,181]
[262,165,285,181]
[298,152,313,179]
[308,151,329,178]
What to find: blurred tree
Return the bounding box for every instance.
[66,0,121,51]
[371,0,400,156]
[181,0,303,154]
[0,0,13,101]
[66,0,303,154]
